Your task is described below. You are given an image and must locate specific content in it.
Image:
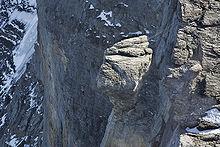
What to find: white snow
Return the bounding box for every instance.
[0,35,17,45]
[96,10,122,27]
[119,2,128,7]
[104,21,114,27]
[120,31,143,38]
[144,28,150,34]
[97,10,114,27]
[202,108,220,125]
[186,127,220,134]
[28,0,37,8]
[89,4,94,9]
[0,72,13,103]
[5,135,19,147]
[5,135,28,147]
[27,83,38,111]
[0,113,7,128]
[122,34,128,38]
[186,108,220,135]
[0,7,38,105]
[34,136,39,146]
[129,31,143,35]
[13,11,38,81]
[97,10,112,20]
[115,23,122,27]
[150,39,156,42]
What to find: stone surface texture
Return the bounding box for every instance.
[0,0,218,146]
[36,0,220,146]
[97,35,153,147]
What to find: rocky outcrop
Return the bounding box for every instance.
[97,35,152,109]
[36,0,176,146]
[97,35,152,146]
[161,0,220,146]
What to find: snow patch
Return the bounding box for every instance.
[115,23,122,27]
[89,4,94,9]
[144,28,150,34]
[120,31,143,38]
[0,8,38,102]
[119,2,128,7]
[5,135,28,147]
[0,113,7,128]
[202,108,220,125]
[186,127,220,134]
[13,12,38,81]
[97,10,112,20]
[186,108,220,135]
[97,10,121,27]
[129,31,143,35]
[28,0,37,8]
[27,83,38,111]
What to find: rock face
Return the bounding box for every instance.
[36,0,173,146]
[1,0,216,146]
[97,35,152,147]
[97,35,152,108]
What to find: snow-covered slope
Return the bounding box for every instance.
[0,0,43,146]
[0,0,37,106]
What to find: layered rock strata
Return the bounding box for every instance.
[97,35,152,147]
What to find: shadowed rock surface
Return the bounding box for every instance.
[97,35,152,147]
[0,0,219,146]
[36,0,219,146]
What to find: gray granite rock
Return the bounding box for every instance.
[34,0,220,146]
[97,35,152,108]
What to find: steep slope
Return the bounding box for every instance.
[0,0,43,146]
[36,0,219,146]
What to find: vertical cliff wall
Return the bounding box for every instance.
[36,0,219,146]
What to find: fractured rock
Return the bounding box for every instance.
[97,35,152,108]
